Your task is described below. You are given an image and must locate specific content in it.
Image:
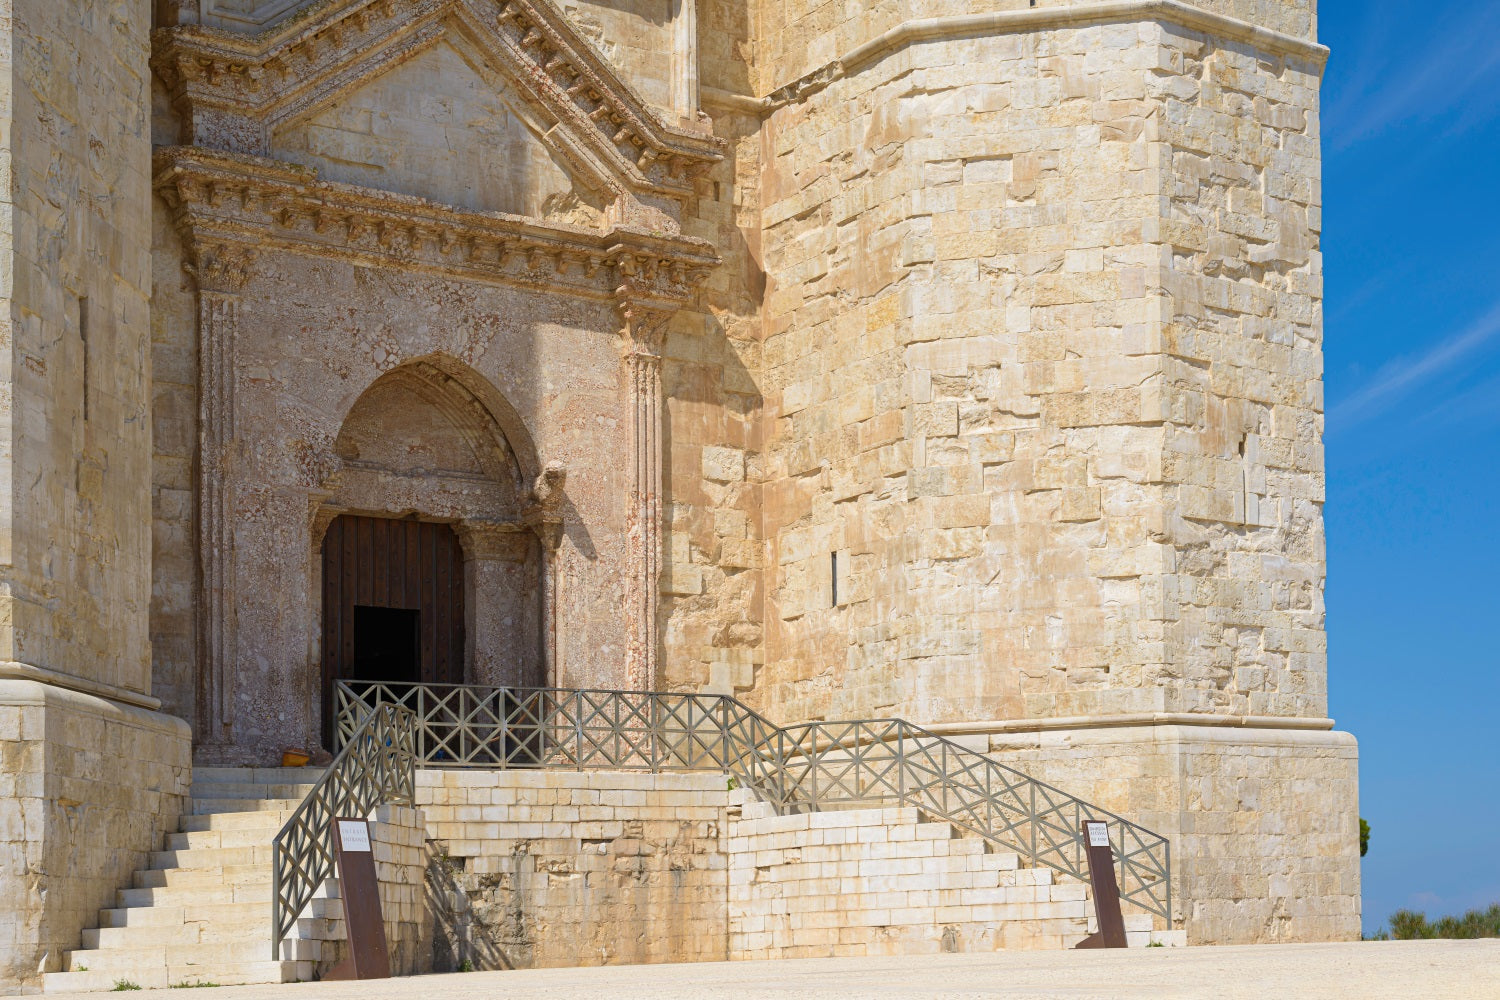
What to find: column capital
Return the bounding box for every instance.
[455,519,530,561]
[185,238,258,296]
[615,282,679,358]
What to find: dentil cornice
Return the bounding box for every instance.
[155,146,719,305]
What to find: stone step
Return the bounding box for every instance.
[190,781,319,800]
[84,916,275,949]
[148,845,272,870]
[179,809,294,832]
[44,959,306,993]
[119,877,337,908]
[133,862,272,890]
[101,900,243,929]
[166,826,279,851]
[119,883,271,908]
[62,938,318,974]
[193,767,327,784]
[190,797,305,814]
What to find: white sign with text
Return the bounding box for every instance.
[337,819,371,853]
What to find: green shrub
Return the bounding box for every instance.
[111,981,142,992]
[1376,904,1500,940]
[1360,818,1370,857]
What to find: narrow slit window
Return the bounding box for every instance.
[78,296,90,421]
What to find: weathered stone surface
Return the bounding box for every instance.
[0,0,1355,979]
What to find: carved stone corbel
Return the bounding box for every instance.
[185,237,258,748]
[616,286,677,692]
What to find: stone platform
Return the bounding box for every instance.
[40,941,1500,1000]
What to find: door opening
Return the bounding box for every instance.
[352,606,421,684]
[320,515,466,750]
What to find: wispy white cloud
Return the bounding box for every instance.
[1328,5,1500,150]
[1330,299,1500,429]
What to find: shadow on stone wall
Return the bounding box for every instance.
[425,841,520,973]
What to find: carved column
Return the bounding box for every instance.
[186,240,256,750]
[524,462,567,688]
[617,287,675,692]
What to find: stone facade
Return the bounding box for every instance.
[411,769,1179,971]
[0,0,1356,985]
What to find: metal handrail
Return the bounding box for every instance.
[335,680,1171,922]
[270,702,417,959]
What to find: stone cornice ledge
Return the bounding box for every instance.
[154,146,719,303]
[921,712,1337,737]
[704,0,1327,115]
[0,661,164,712]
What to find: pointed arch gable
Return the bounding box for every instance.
[332,354,543,493]
[152,0,724,200]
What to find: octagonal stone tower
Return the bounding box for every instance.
[743,0,1357,943]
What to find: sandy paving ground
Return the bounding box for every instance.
[44,940,1500,1000]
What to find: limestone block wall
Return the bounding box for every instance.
[750,0,1317,97]
[0,682,191,994]
[416,770,730,970]
[1153,22,1328,720]
[408,768,1182,971]
[0,0,156,702]
[989,724,1360,944]
[751,15,1329,731]
[659,104,767,697]
[310,804,430,978]
[727,795,1096,957]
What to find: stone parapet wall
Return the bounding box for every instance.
[408,769,1157,970]
[728,795,1097,957]
[0,682,191,994]
[416,770,731,970]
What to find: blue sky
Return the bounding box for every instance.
[1318,0,1500,933]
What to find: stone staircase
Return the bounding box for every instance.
[43,768,338,993]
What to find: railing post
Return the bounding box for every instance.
[1029,782,1038,865]
[575,690,584,771]
[720,698,731,775]
[649,693,660,773]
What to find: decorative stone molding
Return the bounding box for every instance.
[706,0,1330,118]
[455,519,531,562]
[151,0,724,196]
[154,146,718,303]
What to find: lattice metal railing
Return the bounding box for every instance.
[335,680,1171,922]
[270,702,416,959]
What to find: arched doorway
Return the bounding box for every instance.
[314,358,547,748]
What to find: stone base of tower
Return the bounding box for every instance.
[0,680,191,992]
[960,721,1361,945]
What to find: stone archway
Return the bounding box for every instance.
[312,358,549,746]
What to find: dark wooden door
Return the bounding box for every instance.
[321,515,465,748]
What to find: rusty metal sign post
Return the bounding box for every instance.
[323,818,392,980]
[1075,820,1128,949]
